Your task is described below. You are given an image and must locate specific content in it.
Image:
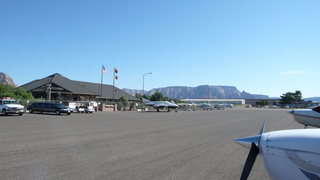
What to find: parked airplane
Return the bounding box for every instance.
[197,103,215,110]
[235,119,320,180]
[178,102,197,111]
[214,104,225,110]
[142,98,179,112]
[287,106,320,128]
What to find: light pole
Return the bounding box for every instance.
[143,72,152,96]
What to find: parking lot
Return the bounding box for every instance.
[0,108,303,179]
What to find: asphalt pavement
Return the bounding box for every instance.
[0,107,304,180]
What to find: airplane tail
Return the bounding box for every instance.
[142,98,150,103]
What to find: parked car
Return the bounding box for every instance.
[83,106,94,113]
[76,106,85,113]
[0,97,25,116]
[75,106,93,113]
[27,102,73,115]
[269,105,279,108]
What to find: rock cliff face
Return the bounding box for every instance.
[0,72,17,87]
[123,85,256,99]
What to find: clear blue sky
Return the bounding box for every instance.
[1,0,319,98]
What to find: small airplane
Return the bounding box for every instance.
[178,102,197,111]
[142,98,179,112]
[197,103,215,110]
[235,119,320,180]
[287,106,320,128]
[214,104,225,110]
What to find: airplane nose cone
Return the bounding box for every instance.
[234,135,261,149]
[287,110,294,114]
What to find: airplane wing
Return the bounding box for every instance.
[287,106,320,128]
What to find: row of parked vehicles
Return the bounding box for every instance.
[27,101,95,115]
[1,97,95,116]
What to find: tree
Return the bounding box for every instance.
[292,90,303,104]
[0,84,14,96]
[0,84,33,99]
[150,91,169,101]
[119,96,128,102]
[256,100,269,106]
[135,93,142,100]
[14,87,33,99]
[279,91,303,105]
[118,96,129,110]
[142,94,150,100]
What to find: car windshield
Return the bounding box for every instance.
[3,101,18,104]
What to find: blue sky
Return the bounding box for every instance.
[1,0,319,98]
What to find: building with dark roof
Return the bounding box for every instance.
[20,73,139,102]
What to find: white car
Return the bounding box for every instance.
[269,105,279,108]
[0,97,25,116]
[76,106,93,113]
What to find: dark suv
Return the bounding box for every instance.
[27,102,73,115]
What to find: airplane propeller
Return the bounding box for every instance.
[234,119,267,180]
[240,142,259,180]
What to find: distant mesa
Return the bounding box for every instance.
[122,85,268,99]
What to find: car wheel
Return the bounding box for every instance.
[67,112,71,115]
[29,109,33,113]
[19,113,23,116]
[3,109,7,116]
[56,110,60,115]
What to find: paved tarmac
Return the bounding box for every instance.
[0,107,304,180]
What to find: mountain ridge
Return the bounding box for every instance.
[122,85,263,99]
[0,72,17,87]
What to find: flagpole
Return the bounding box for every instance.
[100,65,103,104]
[113,67,115,102]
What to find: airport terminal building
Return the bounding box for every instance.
[20,73,139,103]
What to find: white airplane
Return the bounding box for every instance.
[214,104,226,110]
[178,102,197,111]
[142,98,179,112]
[197,103,215,110]
[287,106,320,128]
[235,119,320,180]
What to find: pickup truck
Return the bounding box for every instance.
[0,97,25,116]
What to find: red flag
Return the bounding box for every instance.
[114,75,118,80]
[102,65,108,74]
[114,68,118,73]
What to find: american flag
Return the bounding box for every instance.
[102,65,108,74]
